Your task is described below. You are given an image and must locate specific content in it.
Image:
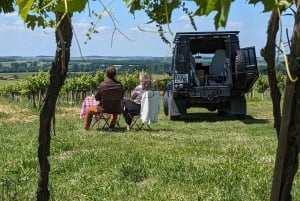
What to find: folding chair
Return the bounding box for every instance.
[96,89,124,130]
[130,91,160,130]
[128,112,143,130]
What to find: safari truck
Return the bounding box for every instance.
[163,31,259,120]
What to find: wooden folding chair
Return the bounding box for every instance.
[96,88,124,130]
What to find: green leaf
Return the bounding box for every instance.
[249,0,293,12]
[55,0,88,13]
[0,0,15,13]
[124,0,133,5]
[214,0,231,28]
[16,0,34,20]
[278,0,292,8]
[127,0,143,14]
[194,0,218,16]
[194,0,232,29]
[25,15,47,30]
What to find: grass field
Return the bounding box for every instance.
[0,96,299,200]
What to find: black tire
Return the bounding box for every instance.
[217,110,228,115]
[234,50,248,89]
[169,115,181,121]
[163,91,169,116]
[235,114,246,120]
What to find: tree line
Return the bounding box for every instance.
[0,56,288,76]
[0,56,171,74]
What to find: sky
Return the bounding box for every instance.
[0,1,294,57]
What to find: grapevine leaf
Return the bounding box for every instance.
[194,0,217,16]
[126,0,143,14]
[16,0,34,21]
[124,0,130,4]
[54,0,88,13]
[214,0,231,28]
[194,0,232,29]
[249,0,293,12]
[0,0,14,13]
[25,15,46,30]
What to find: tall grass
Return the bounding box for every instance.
[0,97,299,200]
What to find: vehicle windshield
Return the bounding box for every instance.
[193,54,214,66]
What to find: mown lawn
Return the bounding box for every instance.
[0,97,299,200]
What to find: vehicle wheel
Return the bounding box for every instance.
[235,113,246,120]
[217,110,228,115]
[234,50,248,89]
[230,95,246,120]
[163,91,169,116]
[170,114,180,120]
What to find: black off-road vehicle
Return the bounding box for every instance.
[163,31,259,120]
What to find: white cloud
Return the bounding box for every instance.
[226,21,245,29]
[73,18,90,29]
[96,25,110,32]
[0,13,27,32]
[177,15,189,22]
[129,26,140,32]
[1,12,18,19]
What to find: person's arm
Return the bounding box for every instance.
[131,85,140,100]
[95,87,102,101]
[131,92,138,100]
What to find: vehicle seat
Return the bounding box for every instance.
[210,49,227,75]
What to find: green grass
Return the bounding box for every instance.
[0,97,299,200]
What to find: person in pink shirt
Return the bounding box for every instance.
[80,94,99,119]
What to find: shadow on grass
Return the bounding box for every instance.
[180,112,269,124]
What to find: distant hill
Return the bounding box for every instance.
[0,56,172,74]
[0,56,286,75]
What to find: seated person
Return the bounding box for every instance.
[80,94,99,119]
[84,66,124,130]
[123,73,151,131]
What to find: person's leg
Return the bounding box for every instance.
[109,114,118,128]
[124,109,133,126]
[84,105,99,130]
[127,103,141,130]
[123,101,134,130]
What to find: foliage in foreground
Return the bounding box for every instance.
[1,97,300,200]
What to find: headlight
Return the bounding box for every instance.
[174,73,189,84]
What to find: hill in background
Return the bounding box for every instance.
[0,56,285,75]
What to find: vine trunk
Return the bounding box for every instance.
[36,12,72,201]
